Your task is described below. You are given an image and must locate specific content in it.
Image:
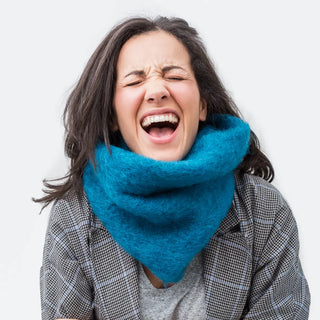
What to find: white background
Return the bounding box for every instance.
[0,0,318,319]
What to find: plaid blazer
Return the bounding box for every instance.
[40,173,310,320]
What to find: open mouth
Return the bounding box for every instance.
[141,113,179,138]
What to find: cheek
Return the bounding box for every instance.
[171,82,193,96]
[172,82,200,105]
[114,89,143,122]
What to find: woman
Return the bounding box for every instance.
[36,16,310,319]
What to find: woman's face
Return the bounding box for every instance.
[113,30,207,161]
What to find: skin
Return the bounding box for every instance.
[113,30,207,162]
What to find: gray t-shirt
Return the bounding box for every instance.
[138,252,207,320]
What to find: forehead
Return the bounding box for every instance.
[116,30,191,74]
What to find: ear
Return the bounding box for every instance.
[111,113,119,132]
[199,98,207,121]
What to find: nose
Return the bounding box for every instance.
[144,80,170,103]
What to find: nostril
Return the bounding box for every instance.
[145,88,170,102]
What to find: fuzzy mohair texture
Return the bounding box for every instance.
[83,114,250,283]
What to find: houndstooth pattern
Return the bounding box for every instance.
[40,173,310,319]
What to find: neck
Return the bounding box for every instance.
[142,265,175,289]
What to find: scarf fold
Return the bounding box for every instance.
[83,114,250,283]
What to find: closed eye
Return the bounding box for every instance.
[167,77,184,81]
[126,81,142,86]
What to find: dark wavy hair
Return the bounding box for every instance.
[34,16,274,209]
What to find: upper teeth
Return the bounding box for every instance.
[141,113,178,128]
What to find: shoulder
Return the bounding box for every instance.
[234,173,287,212]
[233,173,298,256]
[234,173,293,223]
[45,189,105,263]
[48,189,103,232]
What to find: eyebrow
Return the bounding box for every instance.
[124,65,185,78]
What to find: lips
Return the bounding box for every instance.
[140,112,179,139]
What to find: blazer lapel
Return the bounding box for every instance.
[202,204,252,319]
[90,222,142,320]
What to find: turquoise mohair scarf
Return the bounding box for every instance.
[83,114,250,284]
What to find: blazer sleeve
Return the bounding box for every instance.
[243,200,310,319]
[40,198,95,320]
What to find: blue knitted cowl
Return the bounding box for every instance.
[83,114,250,284]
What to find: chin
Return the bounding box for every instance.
[152,154,180,162]
[143,148,185,162]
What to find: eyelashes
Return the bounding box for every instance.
[167,77,184,81]
[126,77,184,87]
[126,81,142,87]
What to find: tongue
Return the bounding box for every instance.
[148,127,174,137]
